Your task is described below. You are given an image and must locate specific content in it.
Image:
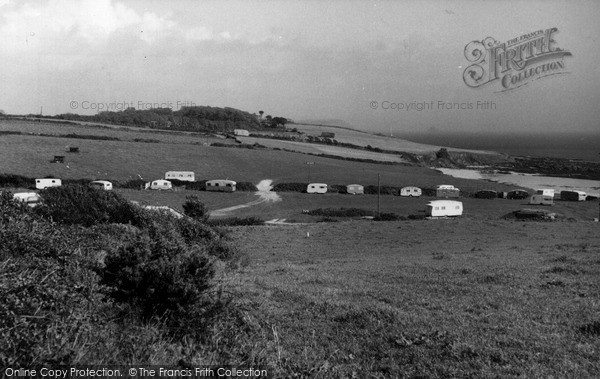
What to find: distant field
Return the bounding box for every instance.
[238,136,409,163]
[0,120,509,191]
[291,123,503,155]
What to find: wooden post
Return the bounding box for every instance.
[377,173,381,218]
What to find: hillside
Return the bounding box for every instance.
[46,105,263,132]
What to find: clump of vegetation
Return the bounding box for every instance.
[373,212,402,221]
[308,208,375,218]
[0,173,33,188]
[235,182,258,192]
[272,182,308,192]
[35,185,142,227]
[182,195,209,222]
[364,185,399,195]
[206,216,264,227]
[119,178,146,189]
[317,217,339,223]
[0,187,240,366]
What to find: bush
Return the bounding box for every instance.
[185,180,207,191]
[308,208,375,218]
[182,195,209,222]
[119,178,146,189]
[272,182,307,192]
[364,185,398,195]
[101,230,215,320]
[0,185,228,365]
[329,184,347,194]
[35,185,142,227]
[0,199,108,366]
[373,212,401,221]
[236,182,258,192]
[206,216,264,227]
[0,173,33,188]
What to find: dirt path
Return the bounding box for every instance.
[209,179,281,217]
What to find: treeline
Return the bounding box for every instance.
[52,106,263,133]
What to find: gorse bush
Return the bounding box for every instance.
[183,195,209,222]
[308,208,375,218]
[206,216,264,227]
[101,229,215,320]
[272,182,308,192]
[0,186,234,365]
[35,185,142,227]
[0,173,33,188]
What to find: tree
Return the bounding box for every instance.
[258,110,264,120]
[182,195,208,222]
[272,117,288,128]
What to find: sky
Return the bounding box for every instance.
[0,0,599,134]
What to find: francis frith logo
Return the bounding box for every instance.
[463,28,572,91]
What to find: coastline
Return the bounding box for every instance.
[438,167,600,197]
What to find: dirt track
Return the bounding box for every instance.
[209,179,281,217]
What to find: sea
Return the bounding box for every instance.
[397,132,600,196]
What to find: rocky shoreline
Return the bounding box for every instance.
[429,149,600,181]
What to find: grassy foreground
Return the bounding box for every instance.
[220,219,600,378]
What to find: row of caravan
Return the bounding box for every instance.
[307,183,424,196]
[145,179,237,192]
[529,189,588,205]
[34,178,113,191]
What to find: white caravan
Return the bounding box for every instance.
[529,189,554,205]
[35,178,62,189]
[307,183,328,194]
[425,200,463,217]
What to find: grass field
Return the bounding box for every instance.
[221,219,600,377]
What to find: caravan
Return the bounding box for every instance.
[425,200,463,217]
[436,185,460,198]
[206,179,236,192]
[529,189,555,205]
[561,190,586,201]
[145,179,173,190]
[90,180,113,191]
[165,171,195,182]
[307,183,328,194]
[400,186,422,197]
[13,192,41,207]
[346,184,364,195]
[35,178,62,189]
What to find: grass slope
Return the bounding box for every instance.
[224,219,600,377]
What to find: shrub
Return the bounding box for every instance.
[206,216,264,227]
[373,212,401,221]
[236,182,258,192]
[0,173,33,188]
[308,208,375,218]
[101,228,215,320]
[364,185,398,195]
[35,185,142,227]
[329,184,347,194]
[317,217,339,223]
[0,199,108,366]
[272,182,308,192]
[119,178,147,189]
[185,180,207,191]
[182,195,209,222]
